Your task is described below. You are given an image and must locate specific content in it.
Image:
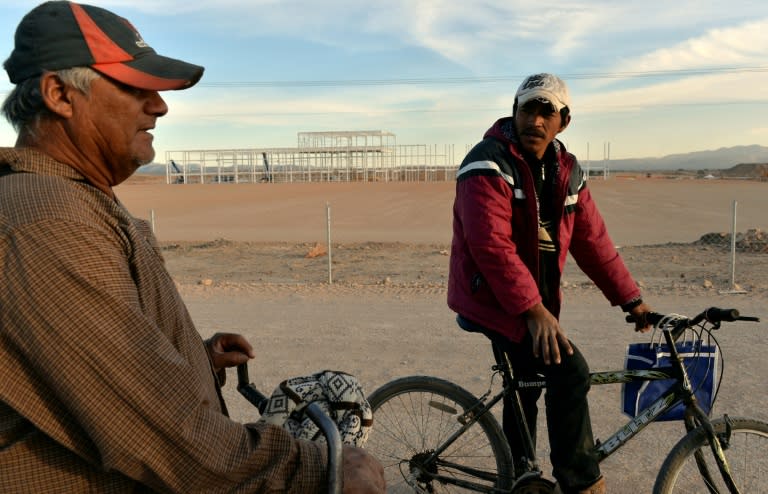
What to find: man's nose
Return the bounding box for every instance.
[525,111,544,126]
[146,91,169,117]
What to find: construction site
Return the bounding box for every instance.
[164,130,458,184]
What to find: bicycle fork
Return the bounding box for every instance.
[669,328,741,494]
[687,412,740,494]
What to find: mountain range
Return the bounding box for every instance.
[591,144,768,171]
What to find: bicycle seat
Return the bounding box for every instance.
[456,314,488,333]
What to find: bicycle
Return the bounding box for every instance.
[364,307,767,493]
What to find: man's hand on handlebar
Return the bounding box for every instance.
[628,303,653,333]
[205,333,255,372]
[342,445,386,493]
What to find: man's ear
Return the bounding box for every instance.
[39,72,75,119]
[559,113,571,133]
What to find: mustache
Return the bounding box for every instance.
[521,128,546,138]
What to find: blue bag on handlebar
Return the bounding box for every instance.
[622,340,718,421]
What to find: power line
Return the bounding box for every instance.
[197,66,768,88]
[1,66,765,96]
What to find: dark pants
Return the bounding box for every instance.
[457,317,602,492]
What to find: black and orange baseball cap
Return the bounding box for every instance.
[4,1,204,91]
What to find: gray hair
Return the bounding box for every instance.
[1,66,101,134]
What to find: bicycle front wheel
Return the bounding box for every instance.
[653,416,768,493]
[366,376,513,493]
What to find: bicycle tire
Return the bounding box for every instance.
[366,375,514,493]
[653,416,768,493]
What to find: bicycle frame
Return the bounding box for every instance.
[412,359,703,491]
[590,367,695,459]
[496,327,740,491]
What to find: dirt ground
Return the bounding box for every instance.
[115,177,768,492]
[157,239,768,295]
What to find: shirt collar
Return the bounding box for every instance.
[0,147,88,182]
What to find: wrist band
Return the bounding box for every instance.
[621,298,643,312]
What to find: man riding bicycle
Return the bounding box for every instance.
[448,73,652,494]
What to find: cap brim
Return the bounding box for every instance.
[93,52,204,91]
[518,90,566,112]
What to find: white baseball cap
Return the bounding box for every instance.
[515,73,570,112]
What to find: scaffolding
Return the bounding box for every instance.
[164,130,455,184]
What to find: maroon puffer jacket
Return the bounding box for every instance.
[447,118,640,343]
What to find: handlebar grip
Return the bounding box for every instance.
[703,307,740,323]
[236,363,270,414]
[625,311,664,326]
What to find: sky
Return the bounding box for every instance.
[1,0,767,162]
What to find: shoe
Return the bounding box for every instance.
[553,476,606,494]
[580,477,606,494]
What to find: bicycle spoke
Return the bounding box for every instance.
[366,377,514,493]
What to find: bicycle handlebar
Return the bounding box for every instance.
[304,402,344,494]
[626,306,760,330]
[236,363,343,494]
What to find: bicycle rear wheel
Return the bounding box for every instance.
[366,376,514,493]
[653,416,768,493]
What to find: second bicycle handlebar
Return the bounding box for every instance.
[626,306,759,340]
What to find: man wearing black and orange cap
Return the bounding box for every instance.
[0,2,384,492]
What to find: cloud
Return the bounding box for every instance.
[367,1,607,67]
[20,0,758,74]
[577,70,768,115]
[164,82,499,124]
[613,18,768,73]
[566,16,768,117]
[3,0,767,158]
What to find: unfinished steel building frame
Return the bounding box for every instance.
[164,130,457,184]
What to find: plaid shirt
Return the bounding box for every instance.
[0,148,326,493]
